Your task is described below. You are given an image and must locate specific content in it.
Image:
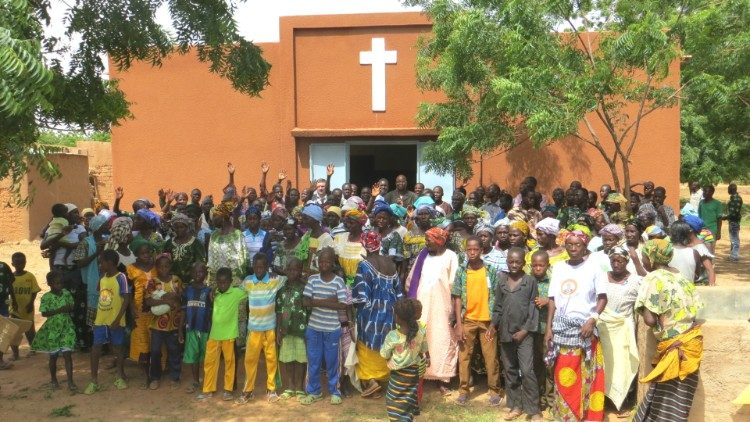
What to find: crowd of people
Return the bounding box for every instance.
[0,161,741,421]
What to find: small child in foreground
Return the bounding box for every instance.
[180,262,212,394]
[10,252,40,360]
[530,250,554,416]
[275,257,309,400]
[31,271,77,391]
[379,298,428,422]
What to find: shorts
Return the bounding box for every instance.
[0,302,9,317]
[93,325,125,346]
[278,335,307,363]
[183,330,208,364]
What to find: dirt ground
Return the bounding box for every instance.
[1,186,748,421]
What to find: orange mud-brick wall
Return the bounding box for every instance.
[110,12,680,210]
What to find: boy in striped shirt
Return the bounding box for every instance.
[236,253,286,404]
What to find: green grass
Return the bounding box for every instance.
[38,131,110,147]
[50,404,75,417]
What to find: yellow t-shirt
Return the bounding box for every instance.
[94,273,130,326]
[465,267,490,321]
[11,272,41,321]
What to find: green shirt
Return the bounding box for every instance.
[209,287,247,340]
[698,199,722,235]
[451,263,498,321]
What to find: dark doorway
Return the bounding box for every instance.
[349,144,417,191]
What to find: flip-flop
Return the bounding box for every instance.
[330,395,343,405]
[361,382,382,397]
[299,394,322,405]
[83,382,100,395]
[114,377,128,390]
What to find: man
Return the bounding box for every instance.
[638,187,676,229]
[414,183,425,197]
[451,191,466,221]
[513,176,547,209]
[191,188,202,206]
[309,179,328,205]
[341,183,352,202]
[481,184,504,221]
[688,181,703,210]
[598,184,611,209]
[384,174,417,207]
[725,183,743,261]
[631,181,655,203]
[432,186,454,217]
[699,185,723,252]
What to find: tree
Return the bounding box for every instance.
[679,0,750,184]
[408,0,683,196]
[1,0,271,202]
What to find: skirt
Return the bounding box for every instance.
[632,372,699,422]
[355,341,390,381]
[129,315,151,362]
[552,338,605,422]
[386,365,420,422]
[279,335,307,363]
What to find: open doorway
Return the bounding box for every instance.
[349,144,417,190]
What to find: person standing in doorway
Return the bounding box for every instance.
[385,175,417,208]
[725,183,743,261]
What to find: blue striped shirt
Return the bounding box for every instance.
[303,274,347,332]
[243,272,286,332]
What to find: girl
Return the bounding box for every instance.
[624,219,647,276]
[31,271,77,391]
[126,238,157,388]
[380,298,428,422]
[272,219,308,275]
[276,258,309,400]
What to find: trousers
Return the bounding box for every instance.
[305,327,341,396]
[243,329,278,393]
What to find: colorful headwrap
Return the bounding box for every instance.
[245,205,262,218]
[129,236,156,254]
[425,227,449,247]
[698,227,715,244]
[643,238,674,265]
[89,214,108,232]
[683,215,704,233]
[342,196,366,212]
[608,245,630,261]
[326,206,342,218]
[588,208,604,219]
[302,204,324,223]
[507,208,528,222]
[606,192,628,205]
[565,223,592,245]
[413,196,435,209]
[344,209,368,226]
[170,212,194,233]
[535,217,560,236]
[81,208,95,216]
[211,200,237,220]
[292,205,304,218]
[461,204,488,219]
[136,208,161,229]
[390,203,407,220]
[473,222,494,235]
[645,225,665,238]
[372,200,394,217]
[509,220,530,237]
[361,231,382,253]
[105,217,133,250]
[493,217,511,228]
[272,206,289,219]
[599,223,624,239]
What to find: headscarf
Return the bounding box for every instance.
[129,236,156,254]
[136,208,161,229]
[565,223,592,245]
[390,203,407,220]
[606,192,628,205]
[326,206,342,218]
[413,196,435,209]
[64,203,78,213]
[170,213,194,233]
[372,200,394,217]
[680,203,698,217]
[211,200,236,220]
[302,204,324,223]
[360,231,382,253]
[81,208,95,216]
[461,204,488,220]
[245,205,262,218]
[683,215,704,233]
[473,222,493,235]
[608,245,630,261]
[507,208,528,222]
[425,227,449,247]
[588,208,604,219]
[509,220,530,237]
[535,217,560,236]
[637,207,657,221]
[105,217,133,250]
[271,206,289,219]
[493,217,510,228]
[645,225,665,238]
[89,214,108,232]
[599,223,624,239]
[342,196,365,212]
[344,209,368,226]
[643,238,674,265]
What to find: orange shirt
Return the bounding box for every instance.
[465,267,490,321]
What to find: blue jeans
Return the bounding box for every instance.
[305,327,341,396]
[149,329,181,381]
[729,221,740,259]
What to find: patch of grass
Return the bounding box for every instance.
[423,402,499,422]
[50,404,75,417]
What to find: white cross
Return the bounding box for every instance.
[359,38,397,112]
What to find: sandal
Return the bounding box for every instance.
[67,383,78,393]
[279,390,295,400]
[456,394,468,406]
[49,381,60,390]
[361,382,382,398]
[149,380,160,390]
[504,409,523,421]
[139,381,149,390]
[235,392,254,404]
[0,361,13,370]
[83,382,100,395]
[330,394,343,405]
[113,377,128,390]
[186,382,200,394]
[299,393,322,405]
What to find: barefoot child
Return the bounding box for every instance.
[198,267,247,401]
[488,248,542,421]
[31,271,76,391]
[180,262,212,394]
[300,247,348,406]
[530,251,554,417]
[10,252,40,360]
[85,250,130,394]
[380,298,428,421]
[275,257,309,400]
[236,253,286,404]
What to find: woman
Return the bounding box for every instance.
[671,219,716,286]
[105,217,136,271]
[353,231,403,398]
[334,210,368,286]
[533,217,568,271]
[73,214,109,329]
[272,219,308,275]
[544,227,607,422]
[133,208,164,251]
[624,220,647,276]
[207,201,248,285]
[402,204,433,283]
[163,213,205,283]
[405,227,459,395]
[373,200,404,266]
[475,223,503,273]
[587,210,609,253]
[490,220,512,273]
[460,205,487,233]
[590,224,624,273]
[596,246,641,416]
[126,237,156,387]
[633,239,703,422]
[508,220,531,250]
[300,204,334,273]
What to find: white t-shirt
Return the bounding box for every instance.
[52,224,87,266]
[548,257,608,320]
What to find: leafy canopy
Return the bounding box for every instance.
[1,0,270,202]
[408,0,682,192]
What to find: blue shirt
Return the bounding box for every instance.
[304,274,347,332]
[243,228,274,264]
[183,285,213,332]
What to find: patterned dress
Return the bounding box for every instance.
[164,236,205,284]
[31,290,76,353]
[207,229,248,286]
[334,233,366,286]
[275,282,309,363]
[126,264,156,362]
[380,230,404,263]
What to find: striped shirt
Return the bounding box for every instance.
[303,274,347,332]
[243,272,286,332]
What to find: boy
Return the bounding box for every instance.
[85,249,130,395]
[181,262,212,394]
[0,260,17,369]
[530,250,554,418]
[725,183,743,261]
[699,184,722,253]
[488,248,541,421]
[10,252,41,360]
[452,237,503,406]
[198,267,247,401]
[300,247,348,405]
[237,253,286,404]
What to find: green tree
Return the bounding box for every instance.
[679,0,750,184]
[1,0,270,202]
[408,0,683,195]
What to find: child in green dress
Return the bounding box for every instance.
[31,270,77,391]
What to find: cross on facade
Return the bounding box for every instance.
[359,38,397,112]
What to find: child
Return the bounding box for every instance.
[0,260,17,369]
[180,262,212,394]
[236,253,286,404]
[31,271,76,390]
[380,298,428,421]
[85,250,130,394]
[275,257,309,400]
[198,267,247,401]
[413,299,428,414]
[300,247,348,405]
[144,253,183,390]
[488,247,541,421]
[10,252,40,360]
[530,250,554,417]
[452,236,502,406]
